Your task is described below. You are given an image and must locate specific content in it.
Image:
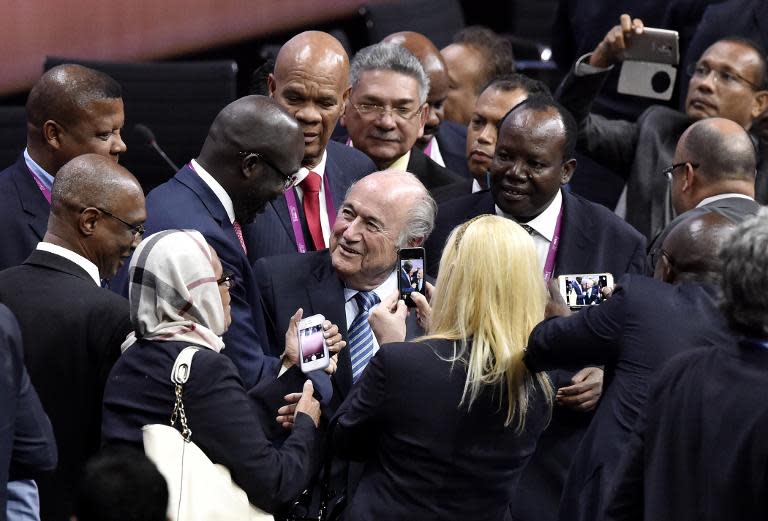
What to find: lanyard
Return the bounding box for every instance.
[27,166,52,204]
[542,206,563,283]
[283,174,336,253]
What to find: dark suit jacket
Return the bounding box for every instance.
[645,196,761,274]
[137,164,277,388]
[423,189,645,521]
[604,337,768,521]
[0,303,57,520]
[332,338,551,521]
[406,146,469,203]
[556,66,768,239]
[102,339,323,514]
[0,250,130,521]
[435,120,471,180]
[245,141,376,261]
[525,276,734,521]
[0,155,50,271]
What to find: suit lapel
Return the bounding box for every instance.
[24,249,97,285]
[270,194,297,248]
[324,152,346,209]
[553,192,593,276]
[11,157,49,241]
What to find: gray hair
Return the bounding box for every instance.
[398,176,437,248]
[349,43,430,105]
[720,207,768,337]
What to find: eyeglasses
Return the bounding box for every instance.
[217,271,237,289]
[82,207,145,237]
[353,103,423,121]
[238,151,297,191]
[687,63,762,91]
[661,162,700,180]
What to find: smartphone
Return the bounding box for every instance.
[622,28,679,65]
[397,247,425,308]
[618,27,679,101]
[557,273,614,309]
[298,314,329,373]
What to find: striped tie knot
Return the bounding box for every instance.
[354,290,380,312]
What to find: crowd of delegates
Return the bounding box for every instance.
[1,8,768,521]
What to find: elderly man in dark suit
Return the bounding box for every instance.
[383,31,471,179]
[0,154,143,521]
[255,170,435,518]
[525,212,736,521]
[340,42,467,202]
[133,95,303,389]
[424,95,645,521]
[646,117,761,273]
[557,15,768,239]
[605,208,768,521]
[246,31,376,261]
[0,64,126,271]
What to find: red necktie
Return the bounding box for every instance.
[300,171,325,250]
[232,220,247,254]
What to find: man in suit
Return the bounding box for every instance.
[525,212,736,521]
[466,74,552,192]
[0,154,143,521]
[0,64,126,271]
[340,42,467,202]
[135,96,304,388]
[604,209,768,520]
[557,15,768,239]
[424,96,646,521]
[441,26,516,126]
[246,31,377,261]
[646,117,761,273]
[383,31,471,178]
[0,304,57,521]
[256,171,435,517]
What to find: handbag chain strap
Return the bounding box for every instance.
[170,382,192,442]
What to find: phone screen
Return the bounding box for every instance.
[562,274,611,308]
[299,324,325,364]
[398,248,425,307]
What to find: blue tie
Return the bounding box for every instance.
[348,291,380,383]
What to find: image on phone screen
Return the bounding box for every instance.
[300,324,325,364]
[399,256,425,305]
[562,274,611,307]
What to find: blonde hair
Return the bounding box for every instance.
[425,215,553,431]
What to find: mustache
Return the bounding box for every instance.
[368,129,400,141]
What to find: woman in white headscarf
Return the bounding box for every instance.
[102,230,335,513]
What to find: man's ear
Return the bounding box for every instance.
[750,90,768,120]
[240,153,261,179]
[407,236,425,247]
[267,73,277,98]
[79,207,100,237]
[416,103,429,139]
[43,120,64,150]
[560,158,577,185]
[682,163,696,192]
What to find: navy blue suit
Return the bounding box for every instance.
[0,303,57,521]
[525,275,734,521]
[435,120,471,180]
[245,141,376,261]
[0,155,50,271]
[139,165,278,388]
[423,189,646,521]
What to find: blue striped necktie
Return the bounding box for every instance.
[348,290,380,384]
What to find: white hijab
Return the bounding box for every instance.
[121,229,227,353]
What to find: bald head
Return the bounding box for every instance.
[48,154,145,279]
[657,212,736,284]
[270,31,350,168]
[384,31,449,146]
[199,95,303,223]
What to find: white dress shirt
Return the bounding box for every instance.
[343,270,399,355]
[425,136,446,167]
[36,242,101,285]
[496,189,564,271]
[191,159,235,224]
[292,150,331,245]
[696,193,754,207]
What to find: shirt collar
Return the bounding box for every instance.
[293,149,328,185]
[23,148,54,191]
[425,137,445,167]
[697,193,754,208]
[36,242,101,285]
[343,269,399,304]
[388,150,411,172]
[190,159,236,223]
[496,189,563,241]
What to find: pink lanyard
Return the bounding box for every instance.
[542,206,564,283]
[28,167,52,204]
[283,174,336,253]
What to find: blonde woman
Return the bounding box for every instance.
[332,215,553,521]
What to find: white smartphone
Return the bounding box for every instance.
[297,314,329,373]
[557,273,614,309]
